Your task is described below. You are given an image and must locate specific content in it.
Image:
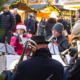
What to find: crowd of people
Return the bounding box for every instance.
[0,4,80,80]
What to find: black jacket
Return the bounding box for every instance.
[15,13,21,24]
[66,57,80,80]
[24,18,29,29]
[10,48,64,80]
[28,18,35,34]
[45,22,55,38]
[45,18,56,38]
[57,35,68,52]
[0,11,16,31]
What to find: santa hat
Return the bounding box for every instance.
[16,23,26,31]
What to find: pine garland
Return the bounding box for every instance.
[0,0,8,7]
[0,0,9,11]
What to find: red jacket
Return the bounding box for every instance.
[10,34,30,55]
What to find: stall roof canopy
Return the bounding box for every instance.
[30,4,61,14]
[6,0,60,12]
[5,0,17,4]
[30,4,49,10]
[8,0,37,12]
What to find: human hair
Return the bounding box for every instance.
[77,9,80,18]
[13,8,18,12]
[77,9,80,14]
[29,15,33,18]
[4,4,9,9]
[48,18,57,24]
[41,17,46,22]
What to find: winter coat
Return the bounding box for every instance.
[10,34,30,55]
[71,18,80,35]
[57,35,68,52]
[15,13,21,24]
[34,20,38,34]
[67,21,71,34]
[24,18,29,30]
[0,11,16,31]
[45,18,56,37]
[27,18,35,34]
[66,57,80,80]
[10,48,64,80]
[38,21,46,35]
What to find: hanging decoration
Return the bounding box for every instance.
[9,0,37,12]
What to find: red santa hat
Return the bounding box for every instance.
[16,23,26,31]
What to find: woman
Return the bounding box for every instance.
[45,18,57,38]
[38,17,46,35]
[10,23,30,55]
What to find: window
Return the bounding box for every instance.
[41,0,48,2]
[28,0,37,2]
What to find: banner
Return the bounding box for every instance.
[64,0,80,4]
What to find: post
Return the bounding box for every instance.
[70,10,72,29]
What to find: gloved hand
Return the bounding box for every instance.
[16,35,20,42]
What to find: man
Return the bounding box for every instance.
[10,35,64,80]
[24,15,29,31]
[52,23,68,52]
[0,4,16,44]
[27,15,35,35]
[13,8,21,24]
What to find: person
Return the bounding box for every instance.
[58,18,68,38]
[66,49,79,80]
[52,23,68,52]
[27,15,35,35]
[10,35,64,80]
[24,15,29,32]
[66,9,80,80]
[0,4,16,44]
[71,9,80,35]
[13,8,21,25]
[38,17,46,35]
[33,16,39,35]
[67,19,71,34]
[45,18,57,38]
[10,23,30,55]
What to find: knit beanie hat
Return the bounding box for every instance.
[52,23,64,34]
[16,23,26,31]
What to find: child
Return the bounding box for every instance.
[10,23,30,55]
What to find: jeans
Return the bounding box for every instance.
[0,31,11,44]
[64,69,66,80]
[7,71,13,80]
